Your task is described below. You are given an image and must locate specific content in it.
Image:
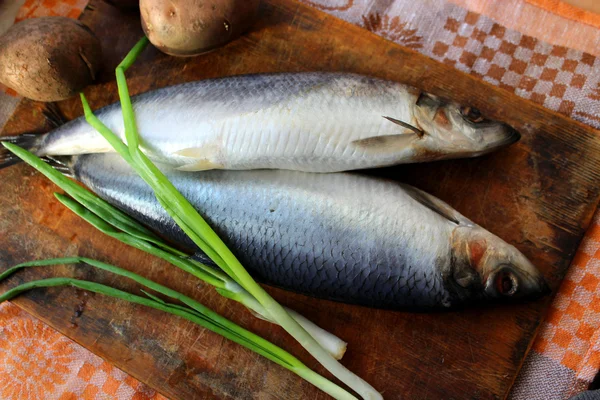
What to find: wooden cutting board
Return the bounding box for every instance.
[1,1,600,398]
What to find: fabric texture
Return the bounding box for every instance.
[0,301,165,400]
[0,0,599,399]
[511,212,600,399]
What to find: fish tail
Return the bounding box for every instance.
[0,133,44,169]
[0,103,68,170]
[42,156,76,177]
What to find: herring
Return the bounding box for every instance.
[62,153,549,310]
[0,72,520,172]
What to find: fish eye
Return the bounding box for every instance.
[460,106,485,123]
[495,270,519,296]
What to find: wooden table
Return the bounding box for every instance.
[2,0,600,398]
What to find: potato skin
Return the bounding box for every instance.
[0,17,102,102]
[140,0,260,56]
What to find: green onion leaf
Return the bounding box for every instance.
[0,258,352,398]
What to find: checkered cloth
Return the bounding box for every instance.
[0,0,599,399]
[511,212,600,399]
[430,15,594,119]
[0,302,164,399]
[305,0,600,128]
[16,0,84,19]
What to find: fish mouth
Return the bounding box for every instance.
[489,124,521,148]
[476,123,521,154]
[502,125,521,145]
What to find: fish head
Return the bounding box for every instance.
[449,225,550,305]
[413,92,520,159]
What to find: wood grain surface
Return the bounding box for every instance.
[2,0,600,399]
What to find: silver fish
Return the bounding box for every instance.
[64,153,548,310]
[0,73,520,172]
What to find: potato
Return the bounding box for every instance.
[0,17,102,102]
[140,0,260,56]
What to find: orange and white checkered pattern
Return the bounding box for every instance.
[304,0,600,129]
[16,0,88,21]
[532,217,600,382]
[511,210,600,399]
[425,7,600,128]
[0,301,166,400]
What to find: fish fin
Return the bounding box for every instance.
[401,184,462,225]
[42,156,75,177]
[383,116,424,137]
[173,144,222,158]
[174,147,206,158]
[0,103,67,170]
[0,133,44,170]
[351,133,418,153]
[176,159,223,171]
[173,145,223,171]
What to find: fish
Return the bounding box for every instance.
[61,153,549,310]
[0,72,520,173]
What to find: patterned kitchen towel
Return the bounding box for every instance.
[0,0,599,399]
[304,0,600,129]
[510,210,600,399]
[0,301,166,400]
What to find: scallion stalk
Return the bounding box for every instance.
[1,141,347,360]
[101,37,381,400]
[3,36,382,399]
[0,258,349,398]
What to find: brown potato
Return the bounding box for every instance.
[0,17,102,102]
[140,0,260,57]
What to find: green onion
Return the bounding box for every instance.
[55,193,347,360]
[3,36,382,399]
[0,141,347,360]
[96,36,381,400]
[0,258,346,396]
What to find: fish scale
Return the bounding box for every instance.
[70,154,455,309]
[66,151,548,310]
